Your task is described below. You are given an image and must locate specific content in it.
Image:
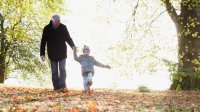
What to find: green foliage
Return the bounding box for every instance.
[163,59,200,90]
[181,0,200,10]
[0,0,65,83]
[138,85,150,92]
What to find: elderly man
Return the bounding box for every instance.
[40,15,75,91]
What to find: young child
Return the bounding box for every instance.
[73,45,111,94]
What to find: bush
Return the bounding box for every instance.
[138,86,150,92]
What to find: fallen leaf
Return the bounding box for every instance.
[87,101,97,111]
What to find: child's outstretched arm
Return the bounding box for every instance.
[93,58,111,69]
[73,47,80,62]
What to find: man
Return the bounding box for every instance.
[40,14,75,91]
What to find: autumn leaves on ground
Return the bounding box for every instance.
[0,86,200,112]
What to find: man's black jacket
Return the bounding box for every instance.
[40,21,75,61]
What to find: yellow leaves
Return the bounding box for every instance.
[87,101,98,111]
[178,33,182,37]
[10,105,24,111]
[192,32,199,38]
[53,105,61,110]
[191,58,200,71]
[184,28,191,36]
[194,68,200,72]
[14,95,35,102]
[115,100,120,104]
[191,58,200,66]
[192,59,199,64]
[178,54,184,59]
[25,95,35,101]
[17,96,23,101]
[1,86,200,111]
[32,105,39,111]
[191,22,195,27]
[16,106,23,111]
[68,106,80,112]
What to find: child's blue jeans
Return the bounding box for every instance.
[82,72,93,91]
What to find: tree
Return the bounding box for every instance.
[0,0,65,83]
[163,0,200,90]
[107,0,199,90]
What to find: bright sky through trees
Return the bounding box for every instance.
[5,0,177,90]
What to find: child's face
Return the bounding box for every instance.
[83,50,90,56]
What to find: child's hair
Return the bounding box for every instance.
[83,45,90,53]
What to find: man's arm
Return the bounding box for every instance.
[93,58,110,69]
[73,47,80,62]
[64,25,75,49]
[40,27,47,57]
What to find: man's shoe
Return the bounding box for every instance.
[59,88,69,93]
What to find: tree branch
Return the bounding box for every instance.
[130,0,140,26]
[165,0,179,25]
[132,0,140,17]
[140,10,166,40]
[11,15,23,31]
[149,10,166,27]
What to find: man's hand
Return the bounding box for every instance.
[40,55,45,62]
[106,65,111,69]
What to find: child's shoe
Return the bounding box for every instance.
[87,81,93,86]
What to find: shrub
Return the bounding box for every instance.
[138,86,150,92]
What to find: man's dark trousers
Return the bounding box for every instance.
[50,58,66,90]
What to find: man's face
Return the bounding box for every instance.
[52,20,60,28]
[83,50,90,56]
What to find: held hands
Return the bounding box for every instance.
[40,55,45,62]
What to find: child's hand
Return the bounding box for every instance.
[106,65,111,69]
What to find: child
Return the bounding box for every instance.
[73,45,111,94]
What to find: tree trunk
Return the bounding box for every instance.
[170,5,200,90]
[0,66,5,83]
[0,14,6,83]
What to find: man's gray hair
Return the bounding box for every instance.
[51,14,60,21]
